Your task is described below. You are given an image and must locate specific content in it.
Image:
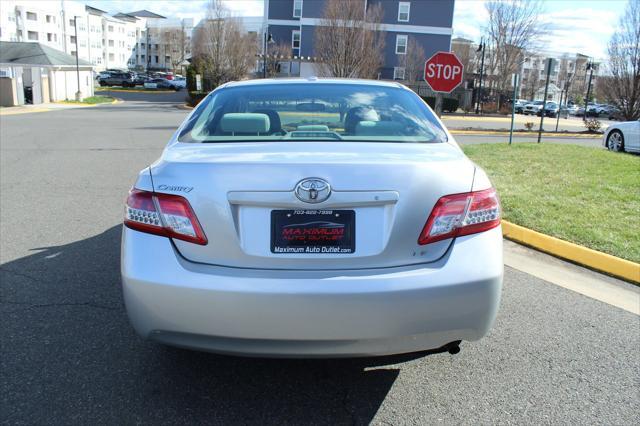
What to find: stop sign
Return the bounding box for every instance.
[424,51,464,93]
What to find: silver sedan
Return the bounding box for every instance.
[121,78,503,357]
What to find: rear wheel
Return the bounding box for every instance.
[607,130,625,152]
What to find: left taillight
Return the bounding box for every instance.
[124,189,207,245]
[418,187,501,245]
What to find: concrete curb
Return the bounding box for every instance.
[502,221,640,284]
[95,88,179,94]
[450,130,601,138]
[177,104,194,110]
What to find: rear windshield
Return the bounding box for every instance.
[178,83,447,143]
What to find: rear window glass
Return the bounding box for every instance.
[178,83,447,143]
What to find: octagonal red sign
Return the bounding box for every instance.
[424,51,464,93]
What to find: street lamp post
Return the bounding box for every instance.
[263,32,274,78]
[475,38,486,115]
[583,61,595,121]
[73,16,82,101]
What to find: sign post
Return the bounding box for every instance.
[424,51,464,117]
[195,74,202,91]
[509,73,520,145]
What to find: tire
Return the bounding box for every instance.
[99,81,106,87]
[607,130,625,152]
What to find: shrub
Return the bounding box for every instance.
[584,118,602,133]
[482,102,498,113]
[499,105,512,115]
[186,65,197,92]
[420,96,458,112]
[187,90,208,107]
[524,122,535,131]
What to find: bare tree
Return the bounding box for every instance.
[192,0,257,89]
[604,0,640,120]
[161,25,188,74]
[451,40,475,84]
[314,0,385,78]
[265,42,293,77]
[484,0,546,107]
[398,37,425,83]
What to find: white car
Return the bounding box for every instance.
[603,119,640,153]
[173,76,187,89]
[121,78,503,358]
[523,100,544,115]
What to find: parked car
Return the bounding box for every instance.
[536,102,559,118]
[566,104,580,115]
[121,78,503,357]
[603,119,640,153]
[143,78,180,90]
[99,72,136,87]
[514,99,529,114]
[523,100,544,115]
[172,76,186,89]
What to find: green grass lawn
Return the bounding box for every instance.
[62,95,114,104]
[463,143,640,263]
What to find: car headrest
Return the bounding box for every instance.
[220,113,270,134]
[297,125,330,131]
[354,121,404,136]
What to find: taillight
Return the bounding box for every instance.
[124,189,207,245]
[418,188,500,245]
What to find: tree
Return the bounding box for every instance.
[191,0,257,89]
[161,26,188,74]
[484,0,546,107]
[314,0,385,78]
[604,0,640,120]
[265,42,293,77]
[451,40,475,85]
[399,37,426,84]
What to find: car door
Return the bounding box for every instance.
[628,120,640,151]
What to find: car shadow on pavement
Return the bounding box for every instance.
[1,225,448,424]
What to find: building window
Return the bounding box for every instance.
[69,18,75,27]
[47,33,53,42]
[154,55,159,63]
[26,12,37,21]
[292,30,301,49]
[165,55,171,63]
[108,25,114,32]
[27,31,38,41]
[395,35,407,54]
[46,15,51,23]
[108,39,114,47]
[141,54,145,61]
[393,67,406,80]
[109,53,115,61]
[70,35,76,43]
[71,51,76,57]
[398,2,410,22]
[293,0,303,18]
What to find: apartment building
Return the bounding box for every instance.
[0,1,191,72]
[264,0,454,79]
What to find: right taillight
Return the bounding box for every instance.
[124,189,207,245]
[418,188,501,245]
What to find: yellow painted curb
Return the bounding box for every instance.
[0,107,50,116]
[449,130,601,138]
[502,221,640,283]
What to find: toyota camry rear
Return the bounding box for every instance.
[121,79,503,357]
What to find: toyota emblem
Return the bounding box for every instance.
[294,178,331,203]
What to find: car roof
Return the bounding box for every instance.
[222,77,406,90]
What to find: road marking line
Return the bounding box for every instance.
[504,240,640,315]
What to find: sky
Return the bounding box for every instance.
[85,0,629,60]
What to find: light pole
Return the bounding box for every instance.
[475,38,486,115]
[583,61,595,121]
[263,32,274,78]
[73,15,82,101]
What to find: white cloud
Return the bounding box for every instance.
[452,1,621,61]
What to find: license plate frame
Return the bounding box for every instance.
[270,210,355,254]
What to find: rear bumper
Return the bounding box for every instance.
[121,227,503,357]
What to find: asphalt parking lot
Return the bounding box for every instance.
[1,93,638,424]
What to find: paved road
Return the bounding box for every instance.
[453,132,603,148]
[1,95,638,424]
[442,114,617,132]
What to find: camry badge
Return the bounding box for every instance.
[295,178,331,203]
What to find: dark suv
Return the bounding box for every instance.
[98,72,136,87]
